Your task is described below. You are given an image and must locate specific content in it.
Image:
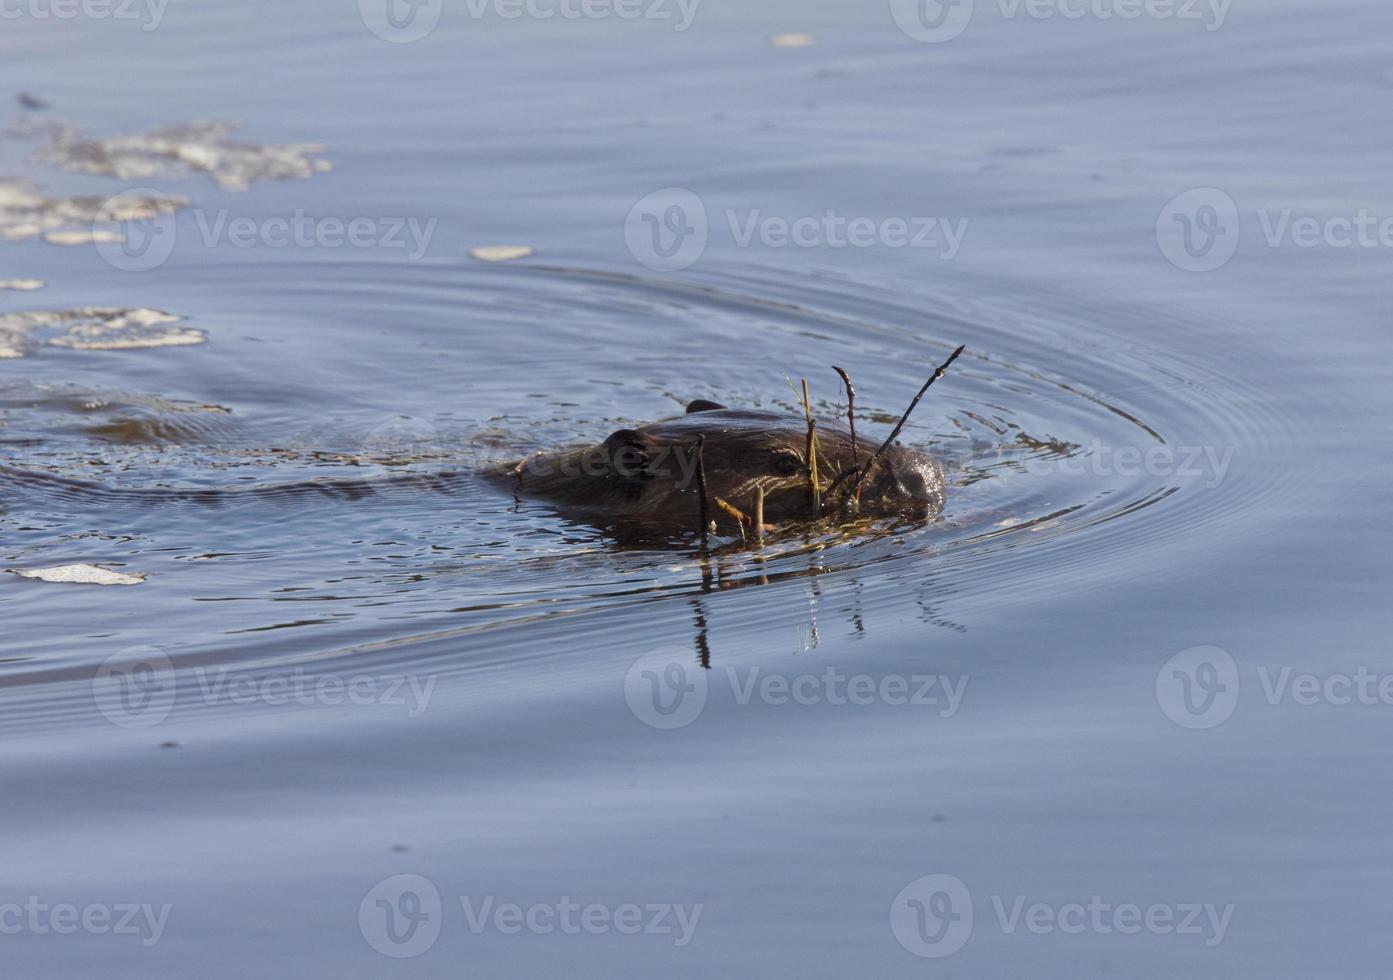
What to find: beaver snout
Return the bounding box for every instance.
[863,449,946,513]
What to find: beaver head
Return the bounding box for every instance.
[503,399,945,529]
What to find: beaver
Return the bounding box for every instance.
[490,399,945,534]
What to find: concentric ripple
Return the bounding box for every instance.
[0,258,1298,730]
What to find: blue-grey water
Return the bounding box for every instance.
[2,1,1390,976]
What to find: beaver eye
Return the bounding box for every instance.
[772,452,802,476]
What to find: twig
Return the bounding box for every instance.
[831,365,858,471]
[821,464,861,504]
[850,344,965,502]
[713,495,750,525]
[754,486,765,546]
[801,379,821,513]
[693,435,710,548]
[831,365,860,515]
[714,496,750,544]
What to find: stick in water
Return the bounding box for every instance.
[754,486,765,546]
[714,496,750,544]
[831,365,858,472]
[693,435,710,547]
[801,379,821,513]
[851,344,966,502]
[831,365,860,515]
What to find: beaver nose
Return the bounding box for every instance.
[883,453,943,509]
[898,463,932,500]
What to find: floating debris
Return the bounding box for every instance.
[43,229,124,246]
[7,564,147,586]
[0,307,204,358]
[0,178,186,244]
[768,33,816,48]
[0,328,28,359]
[0,278,43,290]
[39,120,332,193]
[49,308,204,351]
[469,244,534,262]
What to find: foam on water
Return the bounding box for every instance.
[37,119,332,192]
[0,177,186,243]
[0,307,203,358]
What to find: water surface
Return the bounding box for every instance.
[1,2,1390,977]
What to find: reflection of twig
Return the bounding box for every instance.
[689,595,712,670]
[850,345,965,502]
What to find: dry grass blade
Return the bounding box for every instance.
[714,495,751,544]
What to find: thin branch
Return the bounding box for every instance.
[801,379,821,513]
[714,495,751,544]
[850,344,965,502]
[693,435,710,548]
[831,365,858,471]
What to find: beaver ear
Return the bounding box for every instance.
[603,428,650,450]
[685,399,727,414]
[603,428,655,481]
